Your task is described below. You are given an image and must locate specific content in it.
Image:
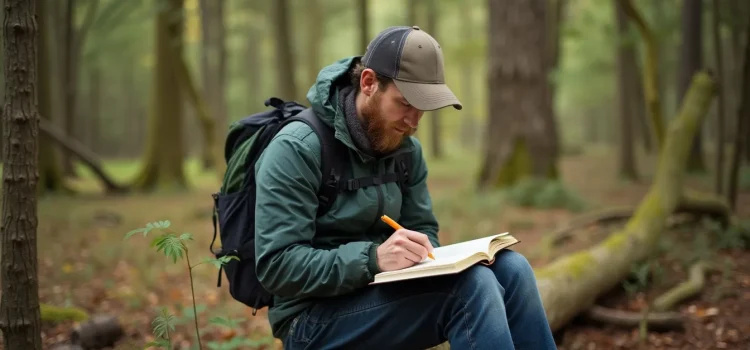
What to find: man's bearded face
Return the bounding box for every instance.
[360,83,422,154]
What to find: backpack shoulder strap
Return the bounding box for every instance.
[287,108,348,216]
[393,151,413,191]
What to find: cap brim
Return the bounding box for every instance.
[393,80,463,111]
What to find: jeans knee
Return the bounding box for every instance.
[454,265,502,295]
[492,250,536,288]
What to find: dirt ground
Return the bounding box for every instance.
[9,149,750,349]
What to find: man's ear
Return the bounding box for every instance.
[359,68,379,97]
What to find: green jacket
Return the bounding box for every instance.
[253,56,441,338]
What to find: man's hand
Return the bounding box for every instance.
[376,229,434,271]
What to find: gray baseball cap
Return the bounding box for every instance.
[362,26,462,111]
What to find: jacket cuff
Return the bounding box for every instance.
[366,243,381,277]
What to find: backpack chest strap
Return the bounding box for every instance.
[337,172,400,191]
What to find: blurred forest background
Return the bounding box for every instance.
[0,0,749,349]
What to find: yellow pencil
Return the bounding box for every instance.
[380,215,435,260]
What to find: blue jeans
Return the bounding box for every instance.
[283,250,557,349]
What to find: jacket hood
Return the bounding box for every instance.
[305,56,414,163]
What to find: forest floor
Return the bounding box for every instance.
[7,145,750,350]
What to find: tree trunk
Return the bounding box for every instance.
[61,0,76,176]
[0,0,44,348]
[425,0,442,159]
[458,5,476,150]
[407,0,419,25]
[727,23,750,210]
[545,0,564,167]
[306,0,323,91]
[712,0,726,196]
[357,0,368,52]
[244,0,262,112]
[621,0,666,150]
[198,0,226,170]
[538,71,716,331]
[37,0,66,194]
[272,0,297,102]
[615,0,638,180]
[677,0,706,173]
[478,0,557,189]
[88,63,100,154]
[132,0,187,191]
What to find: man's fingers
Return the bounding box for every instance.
[396,242,422,263]
[400,239,429,261]
[402,229,434,252]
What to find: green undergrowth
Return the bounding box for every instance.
[501,177,588,212]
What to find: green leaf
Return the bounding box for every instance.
[151,308,177,339]
[151,234,185,263]
[179,232,193,241]
[124,227,146,240]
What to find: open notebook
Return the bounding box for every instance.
[370,232,519,285]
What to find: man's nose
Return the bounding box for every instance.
[404,109,423,128]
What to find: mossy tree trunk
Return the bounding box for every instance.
[37,0,66,194]
[0,0,44,348]
[478,0,558,190]
[621,0,665,150]
[536,71,716,331]
[132,0,187,191]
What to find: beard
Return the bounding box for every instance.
[360,92,414,154]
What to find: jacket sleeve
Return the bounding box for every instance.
[254,132,379,299]
[396,139,441,248]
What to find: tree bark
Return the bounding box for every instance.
[621,0,665,150]
[536,70,716,331]
[132,0,187,191]
[727,23,750,210]
[478,0,557,189]
[712,0,726,196]
[615,0,638,181]
[0,0,44,348]
[677,0,706,173]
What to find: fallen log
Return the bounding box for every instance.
[534,70,716,332]
[583,305,685,331]
[39,118,128,194]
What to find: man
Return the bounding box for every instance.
[254,26,556,349]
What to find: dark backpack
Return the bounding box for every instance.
[209,97,413,315]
